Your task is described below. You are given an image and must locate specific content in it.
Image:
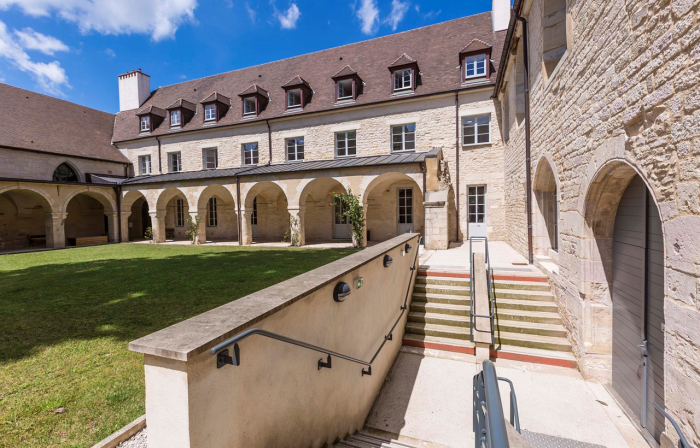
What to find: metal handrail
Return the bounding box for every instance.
[211,237,422,376]
[498,377,521,433]
[653,402,693,448]
[469,236,495,344]
[473,360,511,448]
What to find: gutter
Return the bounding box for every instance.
[454,90,460,242]
[265,119,273,165]
[115,184,122,243]
[155,136,163,174]
[516,14,534,265]
[236,176,242,246]
[493,0,524,97]
[420,163,426,202]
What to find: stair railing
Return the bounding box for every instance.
[473,360,521,448]
[469,236,495,344]
[653,403,693,448]
[211,237,422,376]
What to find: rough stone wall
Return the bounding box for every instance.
[0,193,47,249]
[500,0,700,443]
[0,148,126,181]
[64,195,106,239]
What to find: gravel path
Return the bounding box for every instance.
[117,428,147,448]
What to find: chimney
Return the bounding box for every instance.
[492,0,511,33]
[118,68,151,111]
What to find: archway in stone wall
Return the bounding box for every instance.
[197,185,238,242]
[298,178,349,242]
[122,190,151,241]
[583,160,666,444]
[533,156,559,255]
[62,190,116,246]
[362,173,424,243]
[156,188,190,241]
[244,182,289,243]
[0,188,54,251]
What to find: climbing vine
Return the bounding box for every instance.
[185,215,202,245]
[332,188,365,248]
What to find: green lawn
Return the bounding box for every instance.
[0,244,353,447]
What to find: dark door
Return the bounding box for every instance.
[141,202,152,238]
[611,174,665,443]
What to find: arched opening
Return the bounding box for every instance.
[299,178,349,242]
[197,185,238,242]
[63,191,115,246]
[363,173,423,243]
[0,188,54,251]
[52,163,79,182]
[156,188,190,241]
[583,162,665,443]
[244,182,289,243]
[533,157,559,255]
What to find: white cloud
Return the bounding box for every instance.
[245,2,256,22]
[0,0,198,41]
[104,47,115,58]
[0,20,69,94]
[274,3,300,29]
[14,27,68,55]
[356,0,379,35]
[384,0,409,30]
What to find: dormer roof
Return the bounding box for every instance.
[136,105,166,118]
[282,75,310,89]
[388,53,417,68]
[460,38,492,54]
[201,92,231,105]
[166,99,197,112]
[332,65,358,79]
[238,84,268,97]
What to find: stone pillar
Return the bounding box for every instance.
[189,209,206,244]
[120,211,132,242]
[45,212,66,249]
[240,208,252,245]
[288,206,305,247]
[106,212,120,243]
[150,210,166,243]
[360,208,368,248]
[472,252,492,363]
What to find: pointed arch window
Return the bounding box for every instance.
[53,163,78,182]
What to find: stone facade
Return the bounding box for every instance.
[0,148,127,182]
[498,0,700,444]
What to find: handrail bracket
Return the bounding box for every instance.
[318,354,332,370]
[217,343,241,369]
[362,365,372,376]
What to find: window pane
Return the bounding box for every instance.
[288,89,301,107]
[393,72,401,90]
[205,104,216,121]
[243,97,256,114]
[338,79,353,99]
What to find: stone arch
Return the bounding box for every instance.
[60,188,116,214]
[52,161,82,182]
[533,154,560,255]
[0,185,56,211]
[298,177,350,242]
[61,189,117,244]
[196,184,238,242]
[156,187,190,212]
[155,188,190,241]
[242,181,289,243]
[0,187,57,250]
[121,190,151,242]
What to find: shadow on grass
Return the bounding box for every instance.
[0,246,353,363]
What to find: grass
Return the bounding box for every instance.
[0,243,353,447]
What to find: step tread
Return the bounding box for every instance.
[417,276,551,288]
[406,322,571,345]
[413,302,562,318]
[410,311,567,331]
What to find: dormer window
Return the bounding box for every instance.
[238,84,268,118]
[200,92,231,124]
[136,105,166,133]
[388,53,419,94]
[337,79,353,100]
[287,89,301,108]
[464,54,487,78]
[140,116,150,132]
[204,104,216,121]
[460,39,492,82]
[170,110,181,127]
[393,68,412,91]
[243,97,256,115]
[332,65,361,103]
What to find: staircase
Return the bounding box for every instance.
[403,269,576,368]
[333,430,419,448]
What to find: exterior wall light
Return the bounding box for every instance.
[333,282,352,302]
[384,255,393,267]
[405,243,412,253]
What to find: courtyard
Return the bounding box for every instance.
[0,244,353,447]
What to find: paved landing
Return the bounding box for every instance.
[365,350,648,448]
[420,241,533,272]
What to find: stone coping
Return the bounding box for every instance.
[129,233,418,361]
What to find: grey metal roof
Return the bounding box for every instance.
[121,148,439,186]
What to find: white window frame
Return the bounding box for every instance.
[337,79,354,100]
[176,198,185,227]
[140,116,150,132]
[170,110,181,127]
[243,142,259,165]
[391,124,416,152]
[464,54,487,79]
[462,115,491,146]
[204,104,217,122]
[169,152,182,172]
[286,137,304,161]
[243,97,256,116]
[335,131,356,158]
[393,68,412,91]
[287,88,302,109]
[208,197,218,227]
[203,148,218,169]
[139,155,151,175]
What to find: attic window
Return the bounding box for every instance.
[337,79,354,100]
[464,54,487,79]
[204,104,217,121]
[170,110,181,127]
[140,116,150,132]
[287,89,302,108]
[243,97,256,115]
[393,68,412,91]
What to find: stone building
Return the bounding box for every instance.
[1,0,699,445]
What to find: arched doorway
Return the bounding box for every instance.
[611,174,665,443]
[0,188,54,251]
[362,172,423,243]
[63,191,115,246]
[244,182,289,243]
[197,185,237,242]
[156,188,190,241]
[533,157,559,255]
[298,178,349,242]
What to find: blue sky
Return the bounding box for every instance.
[0,1,493,113]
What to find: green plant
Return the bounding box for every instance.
[332,188,365,248]
[144,227,154,242]
[185,215,202,244]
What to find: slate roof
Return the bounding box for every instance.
[113,13,505,143]
[0,83,128,163]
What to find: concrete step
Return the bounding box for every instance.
[407,312,568,338]
[408,311,469,327]
[416,276,551,291]
[410,301,469,316]
[414,284,555,302]
[492,298,560,313]
[413,284,469,296]
[410,302,563,325]
[406,321,471,340]
[334,431,419,448]
[411,292,471,305]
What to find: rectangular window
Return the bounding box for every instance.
[204,104,217,121]
[140,116,150,132]
[464,54,487,79]
[169,152,181,172]
[391,124,416,152]
[287,89,302,108]
[203,148,218,169]
[468,186,486,223]
[176,199,185,227]
[243,142,259,165]
[208,197,218,227]
[463,115,491,146]
[243,97,256,115]
[286,137,304,161]
[393,68,412,91]
[139,155,151,175]
[170,110,181,127]
[337,79,353,100]
[251,197,258,225]
[335,131,357,157]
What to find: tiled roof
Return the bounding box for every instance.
[332,65,358,78]
[0,83,128,163]
[201,92,231,105]
[166,99,197,111]
[460,38,492,53]
[120,148,439,185]
[281,75,309,88]
[388,53,416,68]
[113,13,505,143]
[136,105,167,117]
[238,84,268,96]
